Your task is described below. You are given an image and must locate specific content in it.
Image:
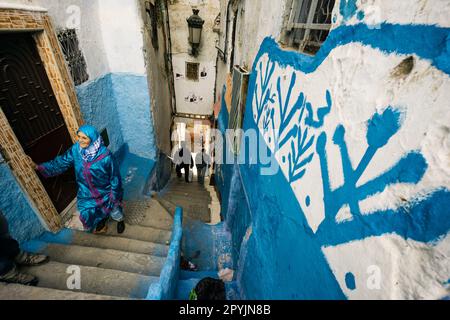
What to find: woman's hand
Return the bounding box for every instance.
[26,155,38,170]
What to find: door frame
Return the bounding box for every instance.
[0,7,84,232]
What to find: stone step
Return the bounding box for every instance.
[161,191,210,205]
[22,241,165,276]
[164,193,212,204]
[0,283,128,300]
[163,194,211,209]
[168,186,211,197]
[105,222,172,245]
[125,199,174,231]
[22,261,156,299]
[40,229,169,257]
[175,279,201,300]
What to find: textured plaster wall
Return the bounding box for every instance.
[216,0,450,300]
[3,0,147,76]
[138,0,174,155]
[111,73,157,160]
[76,73,157,160]
[0,161,46,243]
[0,0,109,79]
[215,0,287,73]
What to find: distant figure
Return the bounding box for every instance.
[195,149,211,185]
[174,142,194,183]
[29,125,126,234]
[0,210,49,286]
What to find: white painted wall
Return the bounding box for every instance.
[97,0,146,75]
[169,0,220,115]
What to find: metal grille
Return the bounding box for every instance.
[286,0,335,54]
[57,29,89,85]
[186,62,200,81]
[145,0,159,50]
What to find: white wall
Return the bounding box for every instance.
[137,0,174,155]
[1,0,146,78]
[0,0,109,79]
[169,0,220,115]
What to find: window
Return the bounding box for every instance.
[186,62,200,81]
[145,0,159,50]
[229,11,238,73]
[57,29,89,85]
[283,0,335,55]
[229,65,250,155]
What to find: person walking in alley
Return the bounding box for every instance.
[0,210,49,286]
[195,148,211,185]
[174,141,194,183]
[29,125,126,234]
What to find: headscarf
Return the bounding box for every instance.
[77,125,106,162]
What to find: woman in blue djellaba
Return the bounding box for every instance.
[32,125,126,234]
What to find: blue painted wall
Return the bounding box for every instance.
[77,72,158,199]
[215,112,252,266]
[0,161,45,244]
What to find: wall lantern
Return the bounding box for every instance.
[187,9,205,56]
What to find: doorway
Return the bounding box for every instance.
[0,32,77,213]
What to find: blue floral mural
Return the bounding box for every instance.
[233,20,450,298]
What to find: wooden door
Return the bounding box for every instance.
[0,32,77,213]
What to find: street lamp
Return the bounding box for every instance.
[187,9,205,56]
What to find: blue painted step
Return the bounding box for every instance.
[176,271,220,300]
[175,279,201,300]
[176,270,241,300]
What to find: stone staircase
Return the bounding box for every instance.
[0,198,175,300]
